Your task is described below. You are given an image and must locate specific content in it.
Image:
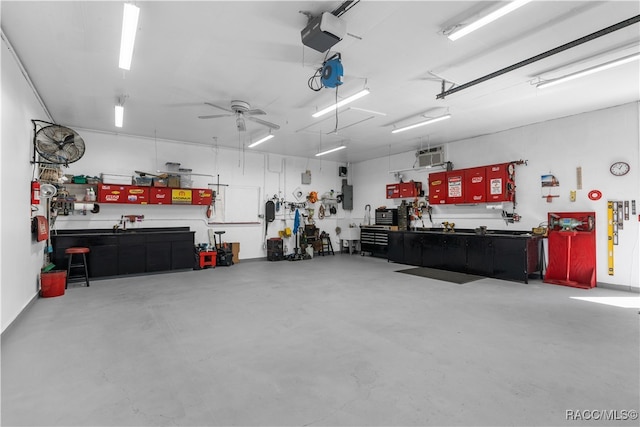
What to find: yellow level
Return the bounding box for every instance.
[607,201,614,276]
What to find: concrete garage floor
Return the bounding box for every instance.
[2,255,639,426]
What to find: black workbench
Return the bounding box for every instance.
[387,229,543,283]
[50,227,195,278]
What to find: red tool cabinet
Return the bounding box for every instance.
[464,167,486,203]
[486,162,515,203]
[150,187,172,204]
[386,181,421,199]
[428,172,447,204]
[544,211,596,289]
[446,171,464,204]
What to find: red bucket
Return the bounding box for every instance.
[40,271,66,298]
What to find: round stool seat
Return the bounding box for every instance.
[65,247,90,254]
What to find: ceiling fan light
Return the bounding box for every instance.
[118,3,140,70]
[315,145,346,156]
[312,89,370,118]
[248,134,274,148]
[115,105,124,128]
[391,114,451,134]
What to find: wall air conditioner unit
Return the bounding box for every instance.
[301,12,347,53]
[417,146,445,167]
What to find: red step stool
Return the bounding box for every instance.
[199,251,217,269]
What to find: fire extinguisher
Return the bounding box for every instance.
[31,180,41,205]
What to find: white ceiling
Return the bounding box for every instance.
[2,1,639,163]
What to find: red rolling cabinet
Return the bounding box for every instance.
[428,171,447,204]
[464,167,486,203]
[544,211,596,289]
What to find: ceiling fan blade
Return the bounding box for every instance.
[198,113,233,119]
[246,109,266,116]
[204,102,233,113]
[247,116,280,130]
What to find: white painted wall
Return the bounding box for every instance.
[55,130,351,260]
[352,102,640,289]
[1,35,51,332]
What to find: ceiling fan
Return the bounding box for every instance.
[198,100,280,132]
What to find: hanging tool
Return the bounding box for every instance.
[607,201,614,276]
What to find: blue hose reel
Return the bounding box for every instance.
[321,55,343,88]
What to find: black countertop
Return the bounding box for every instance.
[362,226,536,238]
[53,227,193,236]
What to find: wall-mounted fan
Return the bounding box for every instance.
[34,122,85,165]
[198,100,280,132]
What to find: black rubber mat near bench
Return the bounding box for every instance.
[396,267,484,284]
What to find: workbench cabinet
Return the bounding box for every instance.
[389,230,542,283]
[51,228,195,278]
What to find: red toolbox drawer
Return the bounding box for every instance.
[150,187,172,204]
[192,188,213,205]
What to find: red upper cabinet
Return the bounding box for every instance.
[150,187,172,205]
[124,186,150,204]
[486,162,516,203]
[446,171,465,204]
[386,183,400,199]
[428,172,447,204]
[386,182,421,199]
[464,167,486,203]
[192,189,213,205]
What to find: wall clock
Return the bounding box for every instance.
[609,161,630,176]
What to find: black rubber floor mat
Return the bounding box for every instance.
[396,267,483,284]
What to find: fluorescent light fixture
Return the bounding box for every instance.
[248,133,274,148]
[118,3,140,70]
[537,53,640,89]
[315,146,346,157]
[391,114,451,134]
[312,89,370,118]
[115,105,124,128]
[448,0,532,41]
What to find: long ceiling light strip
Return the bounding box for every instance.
[537,52,640,89]
[315,146,346,157]
[312,89,370,118]
[448,0,533,41]
[118,3,140,70]
[391,114,451,134]
[248,133,274,148]
[115,105,124,128]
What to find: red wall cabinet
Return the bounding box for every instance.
[386,184,400,199]
[446,171,464,204]
[100,184,212,205]
[150,187,172,205]
[124,186,150,204]
[98,184,128,203]
[486,162,515,203]
[386,182,422,199]
[192,189,213,205]
[428,172,447,204]
[464,167,486,203]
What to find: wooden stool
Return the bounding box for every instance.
[65,247,90,288]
